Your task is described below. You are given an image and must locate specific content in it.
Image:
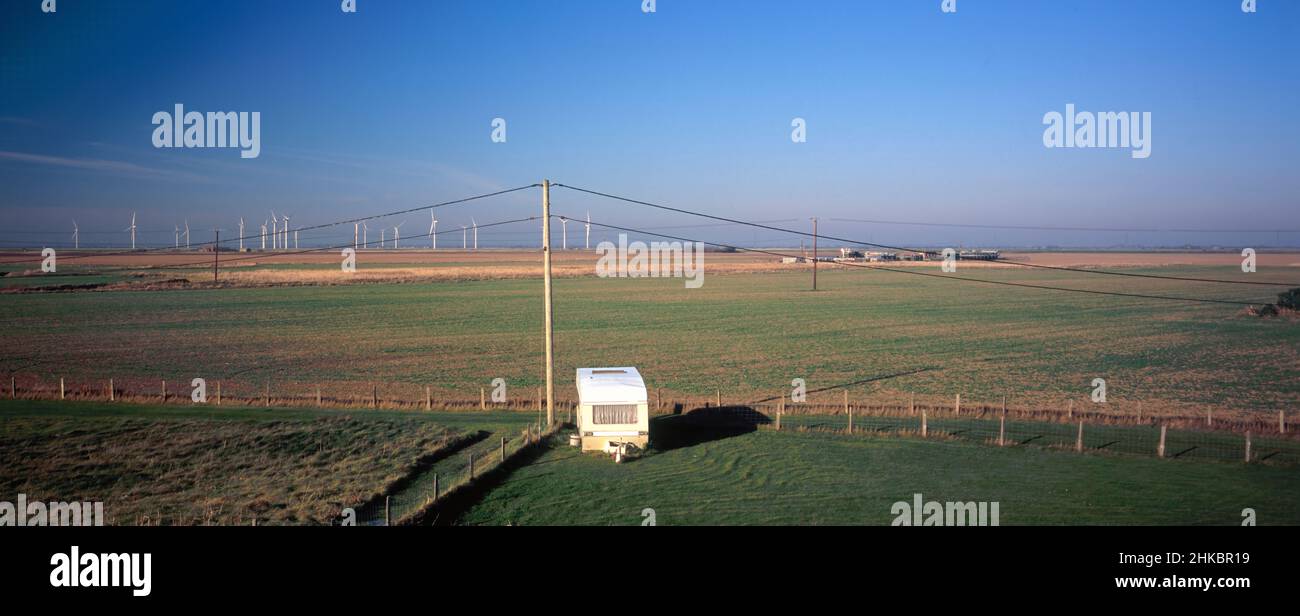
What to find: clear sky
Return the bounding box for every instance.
[1,0,1297,249]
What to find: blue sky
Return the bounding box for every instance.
[1,0,1297,248]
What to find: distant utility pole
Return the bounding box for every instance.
[542,180,555,427]
[213,229,219,283]
[811,217,818,291]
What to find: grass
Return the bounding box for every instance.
[0,399,534,525]
[2,265,1297,417]
[458,427,1300,525]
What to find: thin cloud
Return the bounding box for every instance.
[0,150,207,182]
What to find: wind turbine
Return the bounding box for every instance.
[560,217,569,250]
[393,221,405,249]
[281,213,291,249]
[461,225,468,249]
[585,212,591,250]
[293,228,299,250]
[183,220,190,249]
[361,222,369,249]
[380,228,386,249]
[174,225,180,248]
[471,218,478,250]
[353,223,359,250]
[270,211,279,250]
[72,220,79,250]
[429,211,438,249]
[126,212,137,250]
[238,218,245,251]
[260,220,268,250]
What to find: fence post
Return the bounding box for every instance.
[716,388,721,408]
[909,391,915,416]
[1281,411,1287,434]
[501,436,506,462]
[1067,400,1073,420]
[59,377,65,400]
[371,384,377,409]
[10,376,14,399]
[1075,420,1084,453]
[955,393,960,415]
[1245,431,1252,463]
[998,412,1006,446]
[162,380,167,403]
[536,387,541,415]
[1207,409,1212,427]
[480,387,486,410]
[921,407,928,437]
[1158,425,1166,458]
[215,380,221,406]
[1136,402,1142,424]
[847,403,853,434]
[657,387,662,412]
[266,380,272,408]
[109,378,114,402]
[384,496,391,526]
[776,393,783,431]
[425,386,432,411]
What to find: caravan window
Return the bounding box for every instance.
[592,404,638,425]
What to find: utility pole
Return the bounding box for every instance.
[542,180,555,427]
[811,217,818,291]
[213,230,219,283]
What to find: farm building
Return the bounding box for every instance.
[575,367,650,453]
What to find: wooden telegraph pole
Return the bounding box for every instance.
[810,217,818,291]
[542,180,555,427]
[213,229,220,283]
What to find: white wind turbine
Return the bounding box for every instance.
[183,220,190,249]
[353,223,359,250]
[429,211,438,249]
[471,218,478,250]
[281,213,291,249]
[174,224,180,248]
[361,222,369,249]
[270,211,279,250]
[461,225,468,249]
[380,227,386,249]
[238,218,245,251]
[393,221,405,249]
[260,220,268,250]
[560,217,569,250]
[293,228,299,250]
[72,220,79,250]
[585,212,591,250]
[126,212,137,249]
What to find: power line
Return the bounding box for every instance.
[568,215,1268,307]
[553,184,1300,288]
[0,184,539,266]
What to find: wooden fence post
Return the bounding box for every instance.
[266,380,272,408]
[921,407,928,437]
[60,377,65,400]
[847,403,854,434]
[1245,431,1252,463]
[1067,400,1073,420]
[776,393,783,431]
[998,411,1006,447]
[109,378,114,402]
[10,376,15,399]
[1158,425,1167,458]
[657,387,662,412]
[425,386,432,411]
[371,384,377,409]
[955,393,960,415]
[215,381,220,406]
[162,380,167,403]
[716,388,721,408]
[1281,411,1287,434]
[535,388,541,415]
[1136,402,1142,424]
[480,387,486,410]
[1075,420,1084,452]
[501,436,506,462]
[909,391,915,416]
[384,496,391,526]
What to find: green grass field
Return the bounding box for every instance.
[460,427,1300,525]
[3,265,1297,416]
